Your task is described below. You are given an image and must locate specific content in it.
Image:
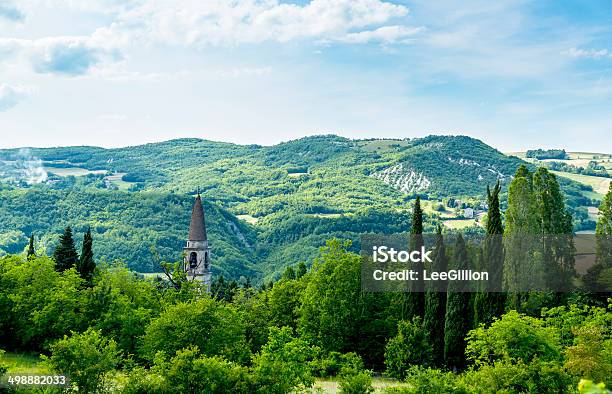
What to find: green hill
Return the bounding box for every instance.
[0,134,599,280]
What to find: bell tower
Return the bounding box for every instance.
[184,193,212,292]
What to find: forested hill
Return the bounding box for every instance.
[0,135,596,280]
[11,135,520,196]
[0,189,258,279]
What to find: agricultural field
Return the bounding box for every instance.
[550,171,611,195]
[103,172,134,190]
[356,139,411,152]
[442,219,477,229]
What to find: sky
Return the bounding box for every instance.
[0,0,611,152]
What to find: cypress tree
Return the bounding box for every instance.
[53,226,79,272]
[474,181,506,325]
[504,166,539,310]
[533,168,575,296]
[423,225,447,365]
[596,182,612,266]
[585,183,612,296]
[444,234,471,370]
[78,227,96,282]
[27,234,35,258]
[405,196,425,320]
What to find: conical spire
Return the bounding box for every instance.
[188,194,207,241]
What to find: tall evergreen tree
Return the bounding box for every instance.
[405,196,425,320]
[504,165,539,310]
[27,234,35,258]
[533,168,574,302]
[444,234,471,370]
[585,183,612,295]
[53,226,79,272]
[78,227,96,282]
[423,225,447,365]
[474,181,505,325]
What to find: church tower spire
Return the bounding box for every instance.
[184,193,212,291]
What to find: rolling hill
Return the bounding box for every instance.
[0,135,602,280]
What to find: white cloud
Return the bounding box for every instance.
[0,0,413,76]
[99,0,412,46]
[562,47,611,59]
[332,25,424,44]
[0,83,32,111]
[0,35,121,76]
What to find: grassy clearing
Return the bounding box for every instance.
[311,377,410,393]
[139,272,165,280]
[358,139,411,152]
[442,219,476,229]
[44,167,107,177]
[421,200,457,218]
[550,171,611,194]
[237,214,259,224]
[104,173,135,190]
[1,352,48,374]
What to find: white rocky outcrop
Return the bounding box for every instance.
[371,163,431,194]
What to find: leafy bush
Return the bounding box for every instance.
[465,310,561,365]
[251,326,316,393]
[564,324,612,386]
[154,347,251,394]
[311,351,364,378]
[384,366,468,394]
[338,370,374,394]
[141,298,249,363]
[541,303,611,347]
[42,328,121,393]
[578,379,611,394]
[384,317,433,379]
[120,365,166,394]
[461,358,572,393]
[0,256,84,350]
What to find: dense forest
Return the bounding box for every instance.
[0,164,611,393]
[0,135,602,280]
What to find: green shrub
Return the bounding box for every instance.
[578,379,611,394]
[384,317,433,379]
[251,326,316,393]
[465,310,561,365]
[141,298,249,363]
[120,366,166,394]
[155,347,251,394]
[383,366,467,394]
[564,324,612,386]
[461,358,572,393]
[42,328,121,393]
[312,351,364,377]
[338,370,374,394]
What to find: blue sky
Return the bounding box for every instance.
[0,0,611,152]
